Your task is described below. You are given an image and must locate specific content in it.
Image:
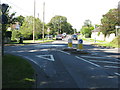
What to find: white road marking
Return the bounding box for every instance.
[24,56,39,65]
[36,55,55,61]
[89,60,118,64]
[80,56,119,61]
[114,73,120,76]
[104,66,120,69]
[58,50,70,55]
[75,56,101,68]
[17,54,39,65]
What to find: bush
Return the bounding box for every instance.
[11,30,21,41]
[110,36,120,48]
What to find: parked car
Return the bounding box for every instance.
[45,35,53,39]
[71,34,78,40]
[56,34,63,40]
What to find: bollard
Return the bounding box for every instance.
[68,38,72,48]
[77,39,83,50]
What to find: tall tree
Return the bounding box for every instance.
[100,8,118,37]
[80,19,94,38]
[14,15,25,26]
[20,16,43,39]
[47,15,74,34]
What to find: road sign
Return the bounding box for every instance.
[78,39,83,44]
[115,26,120,28]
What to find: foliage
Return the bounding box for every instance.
[5,31,12,38]
[100,8,118,37]
[80,20,94,38]
[20,16,43,39]
[110,36,120,48]
[11,30,21,41]
[83,19,92,27]
[14,15,25,26]
[47,15,74,35]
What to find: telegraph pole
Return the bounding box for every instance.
[42,2,45,41]
[33,0,35,42]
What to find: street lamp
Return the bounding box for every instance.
[1,4,9,24]
[1,3,9,14]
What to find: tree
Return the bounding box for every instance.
[11,30,21,41]
[83,19,92,27]
[47,15,74,35]
[14,15,25,26]
[20,16,43,39]
[80,19,94,38]
[100,8,118,37]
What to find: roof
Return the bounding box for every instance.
[92,27,100,32]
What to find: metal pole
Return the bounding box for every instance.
[116,28,117,36]
[33,0,35,42]
[42,2,45,41]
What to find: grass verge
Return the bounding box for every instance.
[82,37,120,48]
[2,54,35,88]
[5,39,54,46]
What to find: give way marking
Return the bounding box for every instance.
[36,55,55,61]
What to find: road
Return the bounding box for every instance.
[4,36,120,88]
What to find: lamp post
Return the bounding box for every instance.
[33,0,36,43]
[42,2,45,41]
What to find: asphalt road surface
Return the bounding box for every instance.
[4,38,120,88]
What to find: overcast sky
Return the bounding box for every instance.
[1,0,120,31]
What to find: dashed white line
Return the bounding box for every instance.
[81,56,120,61]
[58,50,70,55]
[75,56,101,68]
[104,66,120,69]
[89,60,118,64]
[114,72,120,76]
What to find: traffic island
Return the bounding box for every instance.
[70,50,90,55]
[62,48,77,51]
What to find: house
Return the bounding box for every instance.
[91,27,115,42]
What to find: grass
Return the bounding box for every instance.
[2,54,35,88]
[5,39,55,46]
[82,37,120,48]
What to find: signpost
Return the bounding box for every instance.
[77,39,83,50]
[115,26,120,36]
[68,38,72,48]
[47,28,50,39]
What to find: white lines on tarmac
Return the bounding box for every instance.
[58,50,70,55]
[75,56,101,68]
[114,73,120,76]
[81,56,112,59]
[89,60,119,64]
[24,56,39,65]
[17,54,39,65]
[104,66,120,69]
[36,55,55,61]
[81,56,120,61]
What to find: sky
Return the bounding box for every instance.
[1,0,120,31]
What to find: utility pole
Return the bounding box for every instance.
[42,2,45,41]
[33,0,36,42]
